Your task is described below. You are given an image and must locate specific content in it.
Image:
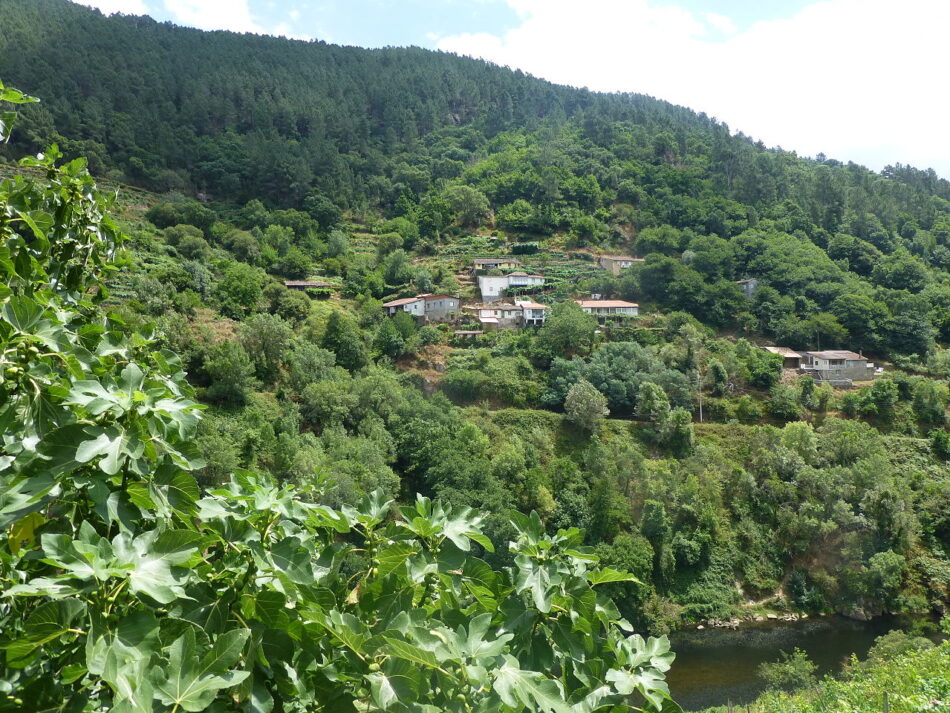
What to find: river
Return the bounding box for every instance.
[665,614,941,711]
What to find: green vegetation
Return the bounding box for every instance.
[3,0,950,356]
[0,84,680,712]
[708,636,950,713]
[757,649,818,693]
[1,1,947,634]
[2,1,950,707]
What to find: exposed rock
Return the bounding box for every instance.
[840,607,873,622]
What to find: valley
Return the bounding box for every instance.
[0,1,948,711]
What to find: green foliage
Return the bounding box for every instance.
[4,0,950,355]
[662,408,694,456]
[912,378,948,424]
[511,242,540,255]
[638,382,671,423]
[766,384,803,422]
[737,640,950,713]
[930,428,950,459]
[4,0,950,658]
[322,310,369,371]
[215,262,265,318]
[758,649,818,693]
[203,340,257,405]
[535,301,598,362]
[0,92,682,713]
[373,318,406,360]
[564,379,609,433]
[238,312,293,382]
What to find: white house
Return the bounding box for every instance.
[462,299,549,329]
[383,294,459,322]
[516,300,549,327]
[383,296,425,317]
[478,272,545,302]
[800,350,875,382]
[575,299,639,317]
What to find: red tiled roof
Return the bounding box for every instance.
[516,301,549,310]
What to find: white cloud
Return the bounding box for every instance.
[74,0,149,15]
[703,12,736,36]
[269,22,313,41]
[438,0,950,177]
[162,0,262,34]
[157,0,312,40]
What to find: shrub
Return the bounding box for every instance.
[564,379,610,432]
[203,340,257,405]
[758,648,818,692]
[511,241,540,254]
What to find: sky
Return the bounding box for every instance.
[76,0,950,178]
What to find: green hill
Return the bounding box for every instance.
[3,0,950,359]
[1,7,949,711]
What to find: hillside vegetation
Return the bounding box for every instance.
[707,638,950,713]
[3,0,950,360]
[0,2,949,710]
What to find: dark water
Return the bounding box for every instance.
[666,615,940,711]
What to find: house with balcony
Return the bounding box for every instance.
[462,299,549,329]
[517,300,549,327]
[575,299,639,318]
[800,350,876,382]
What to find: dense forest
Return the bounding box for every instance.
[1,1,949,710]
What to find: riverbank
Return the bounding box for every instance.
[702,639,950,713]
[666,614,943,711]
[696,611,812,631]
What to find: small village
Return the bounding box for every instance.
[379,253,641,332]
[371,253,883,387]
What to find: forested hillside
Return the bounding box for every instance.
[3,0,950,358]
[1,2,949,710]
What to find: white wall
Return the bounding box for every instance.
[478,276,509,300]
[404,300,425,316]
